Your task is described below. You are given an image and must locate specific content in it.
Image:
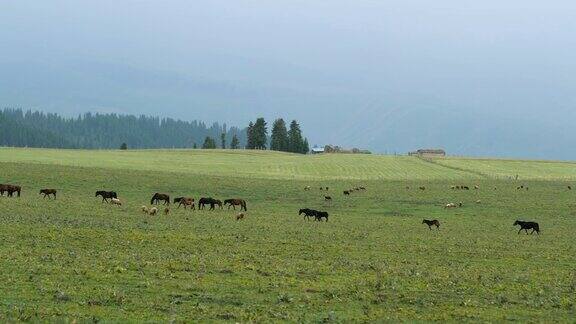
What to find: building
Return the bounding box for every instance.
[408,149,446,157]
[311,146,325,154]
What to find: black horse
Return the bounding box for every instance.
[513,220,540,235]
[39,189,57,199]
[422,219,440,230]
[315,211,329,222]
[199,197,222,210]
[299,208,316,220]
[95,190,117,203]
[1,184,21,197]
[151,193,170,205]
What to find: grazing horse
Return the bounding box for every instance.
[422,219,440,230]
[299,208,316,220]
[198,197,213,210]
[513,220,540,235]
[151,193,170,205]
[39,189,57,199]
[315,211,329,222]
[174,197,195,209]
[324,196,332,202]
[568,185,572,190]
[210,199,223,210]
[419,186,426,191]
[95,191,117,203]
[343,190,351,196]
[224,199,247,211]
[1,184,21,197]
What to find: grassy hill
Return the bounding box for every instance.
[2,147,576,180]
[0,148,574,322]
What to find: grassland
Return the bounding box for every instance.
[0,148,575,322]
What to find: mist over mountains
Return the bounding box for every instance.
[1,1,576,159]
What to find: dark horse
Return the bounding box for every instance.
[315,211,329,222]
[299,208,316,220]
[224,199,247,211]
[422,219,440,230]
[174,197,195,209]
[39,189,57,199]
[199,197,222,210]
[1,184,21,197]
[151,193,170,205]
[95,190,117,203]
[513,220,540,235]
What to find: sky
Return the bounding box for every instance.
[1,1,576,158]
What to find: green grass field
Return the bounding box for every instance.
[0,148,575,322]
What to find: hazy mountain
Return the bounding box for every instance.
[1,1,576,159]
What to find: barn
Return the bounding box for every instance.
[408,149,446,157]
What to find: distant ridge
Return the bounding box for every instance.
[0,108,247,149]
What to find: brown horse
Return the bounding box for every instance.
[151,193,170,205]
[39,189,57,199]
[224,199,247,211]
[174,197,195,209]
[95,191,117,203]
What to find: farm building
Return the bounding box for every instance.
[408,149,446,157]
[311,146,325,154]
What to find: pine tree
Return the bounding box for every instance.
[120,142,128,150]
[246,122,255,149]
[202,136,216,149]
[270,118,289,152]
[288,120,304,153]
[220,133,226,149]
[252,118,268,150]
[193,143,197,149]
[302,137,310,154]
[230,134,240,149]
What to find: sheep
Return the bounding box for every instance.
[444,203,457,208]
[148,207,158,216]
[476,200,482,204]
[141,205,149,214]
[474,185,479,190]
[236,212,245,221]
[304,186,311,191]
[110,198,122,206]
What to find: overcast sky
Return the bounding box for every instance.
[2,1,576,157]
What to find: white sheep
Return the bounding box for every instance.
[148,207,158,216]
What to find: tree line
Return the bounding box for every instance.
[0,108,246,149]
[1,109,310,153]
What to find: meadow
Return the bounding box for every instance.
[0,148,575,322]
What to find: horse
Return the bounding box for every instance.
[513,220,540,235]
[210,199,223,210]
[315,211,329,222]
[324,196,332,202]
[422,219,440,230]
[198,197,213,210]
[151,193,170,205]
[299,208,316,220]
[343,190,350,196]
[224,199,247,211]
[95,191,117,203]
[419,186,426,191]
[39,189,57,199]
[174,197,195,209]
[1,184,21,197]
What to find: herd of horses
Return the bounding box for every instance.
[1,182,545,233]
